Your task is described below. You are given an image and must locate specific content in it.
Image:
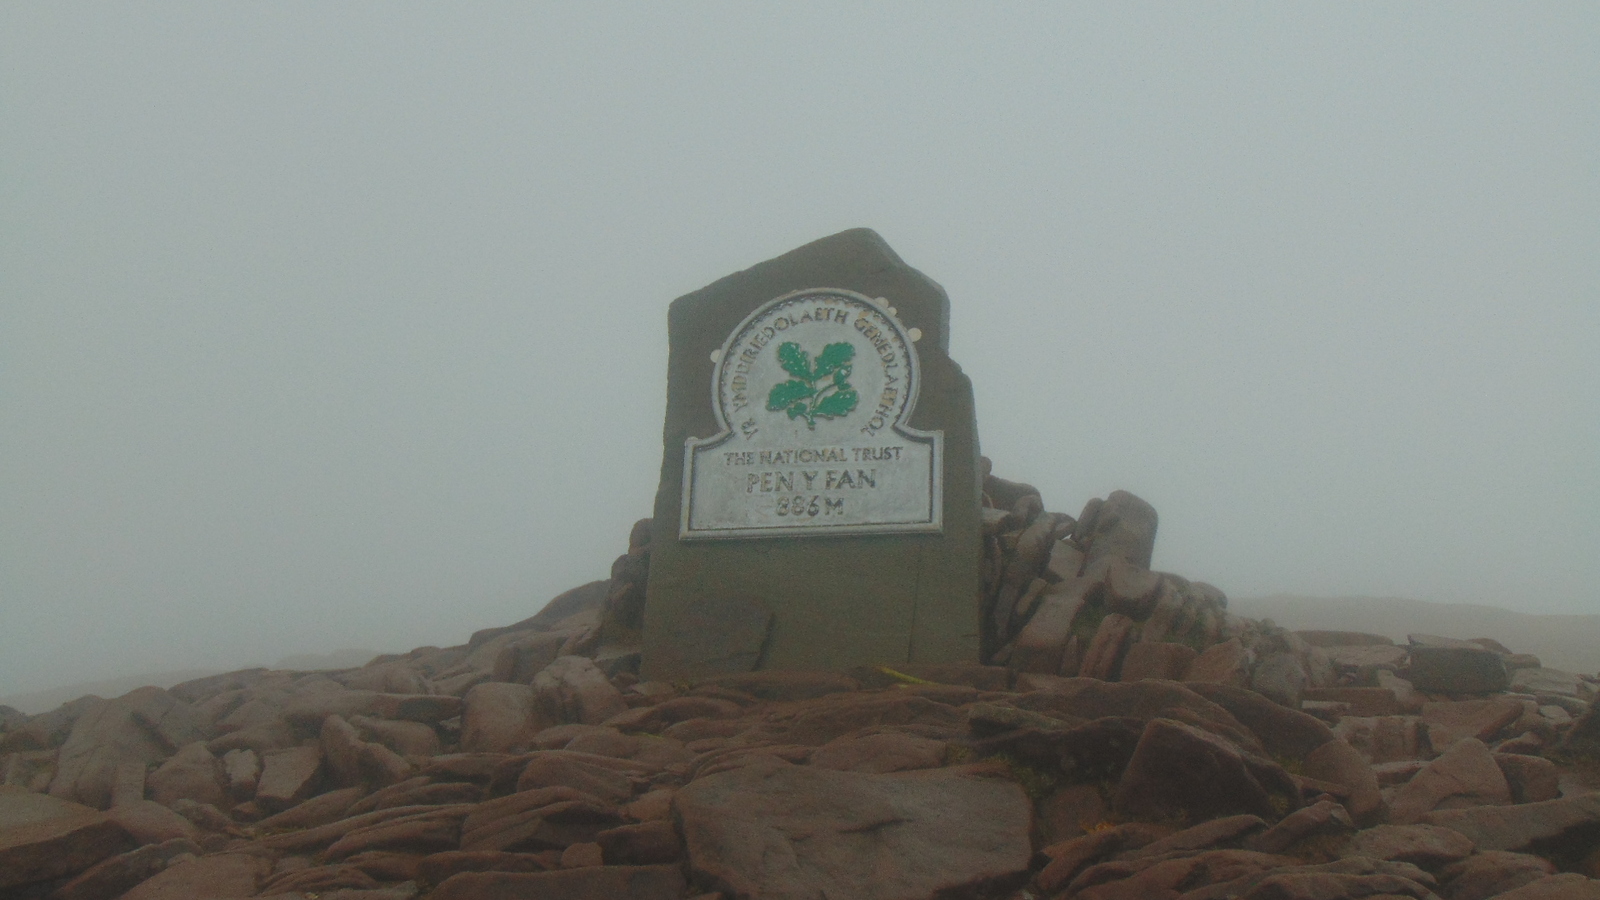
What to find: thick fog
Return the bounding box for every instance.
[3,4,1596,700]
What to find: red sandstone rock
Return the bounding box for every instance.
[145,740,224,807]
[1341,823,1475,868]
[1335,715,1433,764]
[49,689,204,809]
[461,683,541,753]
[0,785,133,890]
[535,656,627,726]
[1080,612,1137,680]
[1119,641,1197,682]
[117,852,269,900]
[809,731,945,773]
[1423,792,1600,852]
[1186,638,1252,687]
[255,744,324,811]
[1302,737,1383,825]
[52,837,199,900]
[1113,718,1284,823]
[1489,874,1600,899]
[595,819,680,864]
[1422,698,1526,749]
[677,758,1031,900]
[1496,752,1561,804]
[106,799,198,845]
[1438,851,1557,900]
[1389,738,1511,824]
[429,864,685,900]
[1010,578,1094,674]
[256,784,367,830]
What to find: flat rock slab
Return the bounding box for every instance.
[676,758,1031,900]
[118,852,269,900]
[430,865,685,900]
[1422,698,1526,749]
[0,785,132,889]
[1510,667,1594,699]
[1340,823,1475,868]
[1424,792,1600,852]
[1490,873,1600,899]
[1113,718,1283,823]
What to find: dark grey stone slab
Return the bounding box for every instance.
[642,229,982,679]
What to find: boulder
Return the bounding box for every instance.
[221,748,260,801]
[1249,651,1309,708]
[0,785,133,890]
[147,741,225,807]
[1408,643,1509,694]
[515,752,638,804]
[320,714,369,787]
[1112,718,1285,823]
[1438,851,1558,900]
[53,836,200,900]
[595,820,680,865]
[1244,800,1354,855]
[1496,753,1561,804]
[255,745,324,812]
[116,851,269,900]
[1563,701,1600,757]
[49,689,205,809]
[1184,681,1334,761]
[107,799,199,845]
[1340,823,1475,869]
[459,786,622,853]
[1103,559,1162,620]
[676,758,1031,900]
[1301,738,1382,825]
[1510,667,1592,699]
[1079,490,1158,571]
[1423,792,1600,852]
[1079,613,1137,680]
[1334,716,1433,764]
[352,715,441,758]
[1421,698,1525,749]
[535,657,627,726]
[1185,638,1252,687]
[1118,642,1197,682]
[1009,579,1093,674]
[461,682,542,753]
[1389,738,1511,824]
[1324,643,1409,677]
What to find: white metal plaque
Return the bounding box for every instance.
[681,288,943,539]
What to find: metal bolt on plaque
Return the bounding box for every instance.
[680,288,943,539]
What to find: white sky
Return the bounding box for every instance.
[3,4,1596,697]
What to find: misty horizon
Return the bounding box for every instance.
[3,5,1596,700]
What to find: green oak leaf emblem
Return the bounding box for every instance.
[766,341,859,429]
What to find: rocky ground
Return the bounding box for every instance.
[4,470,1599,900]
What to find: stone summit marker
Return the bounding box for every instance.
[680,288,942,538]
[642,229,982,679]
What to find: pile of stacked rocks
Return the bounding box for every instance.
[3,486,1600,899]
[979,465,1333,710]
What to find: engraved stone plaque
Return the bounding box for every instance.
[681,288,942,539]
[642,228,982,679]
